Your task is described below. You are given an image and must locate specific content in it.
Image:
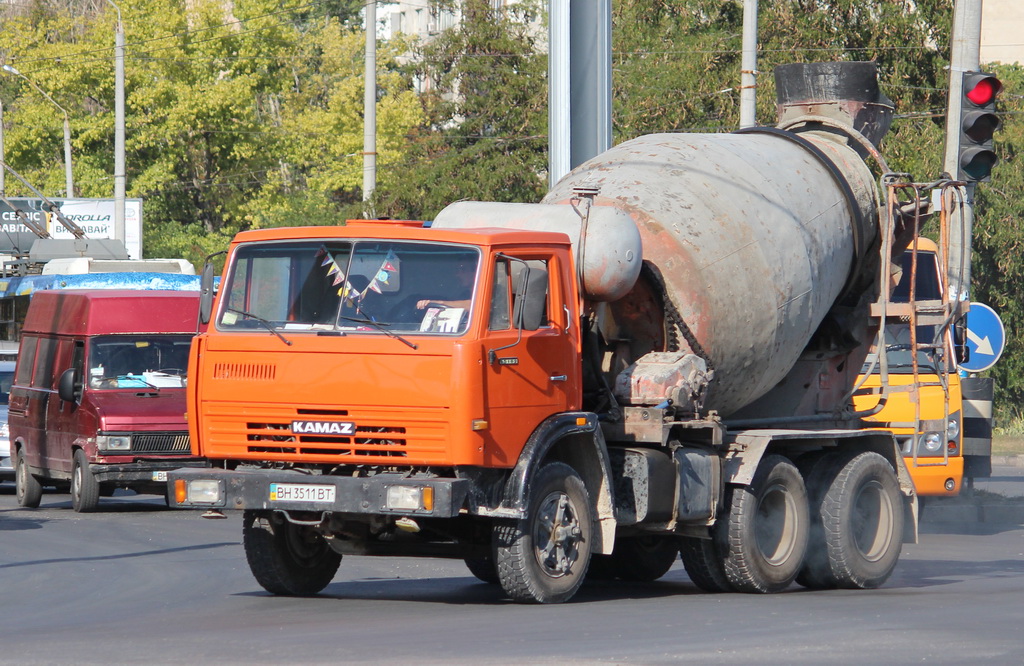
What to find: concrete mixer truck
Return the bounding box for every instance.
[168,62,954,604]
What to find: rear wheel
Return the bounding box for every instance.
[71,449,100,513]
[495,462,594,604]
[607,536,679,582]
[464,555,499,584]
[679,536,732,592]
[717,455,809,593]
[243,510,342,596]
[796,452,845,590]
[820,452,904,589]
[15,448,42,508]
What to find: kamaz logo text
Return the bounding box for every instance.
[291,420,356,435]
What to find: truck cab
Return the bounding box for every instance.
[853,239,964,496]
[11,290,208,511]
[192,223,581,470]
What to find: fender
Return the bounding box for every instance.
[499,411,617,555]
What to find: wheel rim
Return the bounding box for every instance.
[851,480,894,561]
[16,455,26,501]
[72,463,83,502]
[754,482,800,566]
[533,490,583,578]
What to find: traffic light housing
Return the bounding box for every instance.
[957,71,1002,182]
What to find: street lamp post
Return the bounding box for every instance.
[106,0,126,249]
[1,64,74,198]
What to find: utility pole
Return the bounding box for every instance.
[107,0,126,250]
[362,0,377,212]
[548,0,612,188]
[943,0,983,302]
[739,0,759,128]
[0,100,5,196]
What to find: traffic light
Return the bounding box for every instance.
[957,71,1002,182]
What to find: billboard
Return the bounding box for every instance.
[0,198,143,259]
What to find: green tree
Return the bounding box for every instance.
[372,0,548,220]
[0,0,422,267]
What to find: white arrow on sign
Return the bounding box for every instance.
[966,327,995,356]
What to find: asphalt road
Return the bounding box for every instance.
[2,476,1024,665]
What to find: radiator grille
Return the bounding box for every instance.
[132,432,191,453]
[212,362,277,381]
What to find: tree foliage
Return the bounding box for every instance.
[0,0,422,265]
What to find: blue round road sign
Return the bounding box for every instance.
[959,302,1005,373]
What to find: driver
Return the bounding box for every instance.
[417,260,474,310]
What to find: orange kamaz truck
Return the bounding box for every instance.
[171,62,947,603]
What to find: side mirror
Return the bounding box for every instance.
[953,317,970,365]
[58,368,81,404]
[199,261,216,325]
[513,264,548,331]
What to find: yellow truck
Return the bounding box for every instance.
[854,238,963,497]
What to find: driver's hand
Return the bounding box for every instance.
[417,299,436,309]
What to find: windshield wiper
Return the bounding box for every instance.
[225,307,293,346]
[337,315,417,350]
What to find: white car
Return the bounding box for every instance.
[0,359,15,481]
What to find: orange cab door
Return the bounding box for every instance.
[478,253,580,467]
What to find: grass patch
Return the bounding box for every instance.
[993,435,1024,456]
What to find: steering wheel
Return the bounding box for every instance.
[424,301,449,309]
[156,368,186,375]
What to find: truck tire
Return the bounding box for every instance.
[494,462,594,604]
[819,452,904,589]
[243,510,341,596]
[679,536,732,592]
[716,454,809,593]
[15,448,42,508]
[71,449,101,513]
[464,556,499,584]
[796,452,845,590]
[607,536,679,582]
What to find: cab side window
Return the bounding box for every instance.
[32,337,56,389]
[489,259,511,331]
[16,336,37,385]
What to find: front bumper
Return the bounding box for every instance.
[167,467,471,518]
[92,459,210,484]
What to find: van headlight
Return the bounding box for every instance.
[96,435,131,451]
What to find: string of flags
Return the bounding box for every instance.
[314,246,399,303]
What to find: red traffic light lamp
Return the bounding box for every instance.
[958,72,1002,182]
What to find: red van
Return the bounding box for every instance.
[10,290,207,511]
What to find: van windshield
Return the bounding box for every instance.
[218,240,480,336]
[88,335,193,389]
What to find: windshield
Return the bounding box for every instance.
[218,240,479,336]
[88,335,192,389]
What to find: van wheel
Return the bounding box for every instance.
[71,449,101,513]
[15,448,42,508]
[716,455,809,593]
[243,510,342,596]
[494,462,594,604]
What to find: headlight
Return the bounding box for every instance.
[946,416,960,441]
[919,432,943,454]
[386,485,434,512]
[96,435,131,451]
[185,479,223,504]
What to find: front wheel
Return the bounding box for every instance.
[717,454,809,593]
[15,448,42,508]
[243,510,341,596]
[495,462,594,604]
[71,449,100,513]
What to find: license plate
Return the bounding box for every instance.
[269,483,336,503]
[151,471,168,482]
